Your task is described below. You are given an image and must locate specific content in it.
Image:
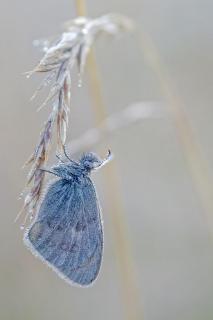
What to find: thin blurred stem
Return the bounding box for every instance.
[86,53,108,122]
[87,53,141,318]
[136,28,213,236]
[75,0,87,16]
[75,2,142,320]
[69,101,163,153]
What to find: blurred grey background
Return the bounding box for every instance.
[0,0,213,319]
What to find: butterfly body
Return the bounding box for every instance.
[24,151,111,286]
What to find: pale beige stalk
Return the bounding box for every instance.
[20,11,132,226]
[136,28,213,238]
[75,1,143,319]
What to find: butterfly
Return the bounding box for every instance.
[24,148,112,287]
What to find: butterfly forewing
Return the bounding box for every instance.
[24,177,103,286]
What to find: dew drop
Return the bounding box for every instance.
[18,192,24,200]
[33,39,39,47]
[78,73,82,88]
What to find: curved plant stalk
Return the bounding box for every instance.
[19,12,132,226]
[75,2,143,320]
[69,101,163,154]
[136,28,213,239]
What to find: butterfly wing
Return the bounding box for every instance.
[24,177,103,286]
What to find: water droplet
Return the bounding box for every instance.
[78,73,82,88]
[33,39,39,47]
[20,225,25,230]
[18,192,24,200]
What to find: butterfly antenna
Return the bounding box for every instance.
[104,149,113,164]
[39,168,60,177]
[56,153,65,163]
[96,150,113,170]
[62,145,78,165]
[62,144,72,162]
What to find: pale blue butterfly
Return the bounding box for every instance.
[24,148,112,286]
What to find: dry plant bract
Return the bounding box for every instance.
[18,13,133,227]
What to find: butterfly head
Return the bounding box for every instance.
[80,150,112,172]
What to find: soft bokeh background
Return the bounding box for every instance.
[1,0,213,319]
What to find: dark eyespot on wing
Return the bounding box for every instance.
[25,177,103,286]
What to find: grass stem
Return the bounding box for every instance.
[137,28,213,238]
[75,2,143,319]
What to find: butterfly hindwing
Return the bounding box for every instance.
[24,177,103,286]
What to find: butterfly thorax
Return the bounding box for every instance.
[51,152,103,181]
[51,163,89,181]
